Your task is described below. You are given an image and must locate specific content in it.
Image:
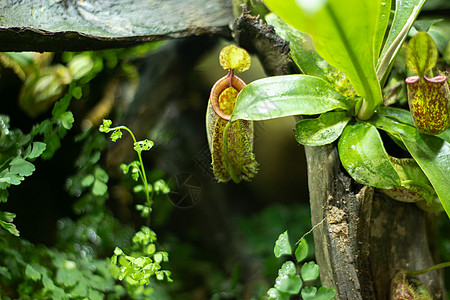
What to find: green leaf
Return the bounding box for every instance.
[10,158,35,177]
[134,139,154,153]
[265,13,329,79]
[338,122,401,189]
[52,88,72,119]
[94,167,109,183]
[406,32,438,76]
[374,1,392,58]
[267,288,290,300]
[88,288,104,300]
[274,231,292,257]
[303,286,336,300]
[99,119,112,133]
[1,172,24,185]
[0,219,20,236]
[60,111,74,130]
[377,0,427,81]
[301,286,317,299]
[300,261,320,281]
[110,129,123,142]
[278,261,297,277]
[81,174,95,187]
[274,262,302,294]
[295,238,308,263]
[232,75,353,122]
[43,275,56,291]
[377,106,414,126]
[92,180,108,196]
[295,111,351,146]
[262,0,383,119]
[0,211,16,223]
[154,252,163,263]
[56,268,80,287]
[71,86,83,99]
[153,179,170,194]
[369,115,450,217]
[413,18,444,32]
[28,141,47,159]
[0,212,18,235]
[0,190,8,202]
[316,286,337,299]
[114,247,124,256]
[25,264,42,281]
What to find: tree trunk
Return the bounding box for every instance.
[233,12,446,300]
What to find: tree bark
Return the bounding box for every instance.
[233,11,446,300]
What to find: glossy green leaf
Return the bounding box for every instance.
[92,180,108,196]
[265,13,329,79]
[301,286,318,299]
[25,264,42,281]
[377,106,414,125]
[369,115,450,217]
[94,167,109,183]
[60,111,74,130]
[0,211,19,236]
[383,157,437,203]
[274,231,292,257]
[338,122,401,189]
[0,220,19,236]
[316,287,337,299]
[302,286,337,300]
[426,19,450,53]
[406,32,438,76]
[232,75,353,122]
[28,142,47,159]
[10,158,35,177]
[374,1,392,58]
[267,288,290,300]
[413,18,444,32]
[375,106,450,144]
[275,262,302,294]
[377,0,427,81]
[295,238,308,263]
[300,261,320,281]
[81,174,95,187]
[262,0,383,119]
[71,86,83,99]
[295,111,351,146]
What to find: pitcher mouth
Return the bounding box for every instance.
[209,73,246,121]
[405,75,447,84]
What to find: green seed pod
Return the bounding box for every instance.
[206,74,258,183]
[405,75,450,135]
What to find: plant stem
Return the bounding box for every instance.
[403,262,450,276]
[108,126,152,220]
